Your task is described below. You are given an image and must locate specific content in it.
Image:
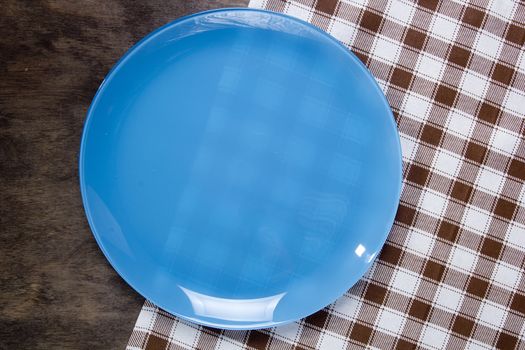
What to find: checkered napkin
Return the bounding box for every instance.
[128,0,525,349]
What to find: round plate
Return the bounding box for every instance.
[80,8,402,329]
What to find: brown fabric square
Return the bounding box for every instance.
[437,221,460,242]
[480,237,503,259]
[451,181,473,203]
[395,339,417,350]
[506,24,525,46]
[462,7,485,28]
[494,198,517,220]
[395,205,416,226]
[360,10,382,33]
[477,102,500,124]
[315,0,338,16]
[391,67,413,89]
[465,142,487,164]
[449,45,471,68]
[379,244,403,265]
[467,277,489,298]
[407,164,430,186]
[202,326,221,336]
[421,124,443,146]
[354,51,369,64]
[305,309,330,328]
[404,28,426,50]
[510,293,525,314]
[492,63,514,85]
[408,299,432,321]
[364,283,388,304]
[145,335,168,350]
[196,331,220,349]
[418,0,439,11]
[435,85,457,107]
[246,331,271,349]
[392,110,401,123]
[452,315,475,337]
[508,159,525,181]
[496,332,518,349]
[423,260,446,282]
[350,323,373,344]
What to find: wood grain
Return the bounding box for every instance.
[0,1,248,348]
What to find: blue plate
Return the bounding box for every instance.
[80,8,402,329]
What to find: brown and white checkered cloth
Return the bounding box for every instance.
[128,0,525,349]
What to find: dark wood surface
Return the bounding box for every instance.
[0,1,248,348]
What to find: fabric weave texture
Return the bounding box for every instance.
[128,0,525,349]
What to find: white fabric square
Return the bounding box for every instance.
[274,322,302,342]
[249,0,265,8]
[462,206,491,234]
[434,286,464,312]
[416,53,445,81]
[492,262,521,289]
[420,325,449,349]
[391,268,420,295]
[387,0,415,24]
[376,308,406,334]
[433,149,461,177]
[474,31,502,60]
[406,229,434,256]
[135,309,156,329]
[430,15,458,40]
[490,127,520,155]
[477,301,507,329]
[403,93,431,121]
[460,70,489,99]
[489,0,517,19]
[286,3,311,21]
[317,333,347,350]
[447,109,474,138]
[449,245,478,272]
[400,135,417,161]
[506,224,525,248]
[372,36,400,63]
[333,295,361,318]
[466,340,493,350]
[216,339,244,350]
[419,189,448,217]
[476,167,504,193]
[171,322,198,346]
[329,20,356,45]
[504,88,525,115]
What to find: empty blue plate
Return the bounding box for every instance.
[80,8,402,329]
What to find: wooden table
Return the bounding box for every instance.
[0,1,248,348]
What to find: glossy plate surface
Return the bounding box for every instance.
[80,8,402,329]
